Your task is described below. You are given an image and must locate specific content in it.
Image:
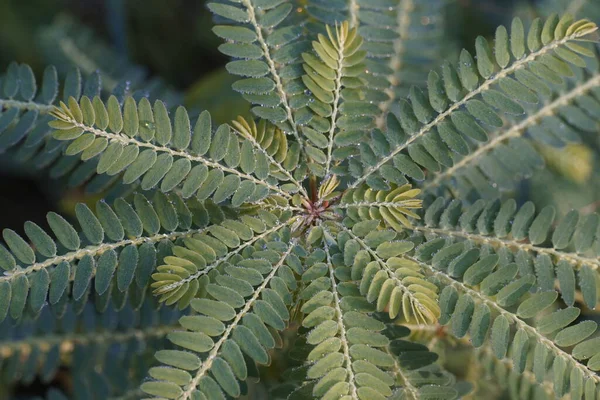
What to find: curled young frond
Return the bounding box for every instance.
[337,183,423,230]
[150,210,295,309]
[0,192,215,322]
[317,175,341,202]
[50,96,300,203]
[336,221,440,325]
[142,234,297,400]
[344,14,598,191]
[301,21,370,176]
[230,115,306,195]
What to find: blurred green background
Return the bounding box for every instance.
[0,0,225,87]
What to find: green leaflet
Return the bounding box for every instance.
[296,238,451,399]
[300,21,371,175]
[47,212,80,251]
[0,192,215,323]
[343,14,598,196]
[75,203,104,245]
[48,261,70,305]
[340,184,423,231]
[527,206,556,245]
[491,315,510,359]
[554,321,598,347]
[450,295,475,338]
[439,286,459,326]
[95,249,118,295]
[496,274,535,307]
[145,239,295,399]
[51,97,302,202]
[416,198,600,308]
[2,229,35,264]
[28,269,50,314]
[140,382,183,399]
[511,329,530,373]
[480,263,518,296]
[537,307,580,335]
[516,291,558,319]
[469,303,491,348]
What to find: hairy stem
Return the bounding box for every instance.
[240,0,305,149]
[375,0,414,129]
[0,99,55,114]
[0,323,174,358]
[333,201,420,210]
[323,239,359,399]
[1,228,207,283]
[324,28,346,177]
[409,225,600,271]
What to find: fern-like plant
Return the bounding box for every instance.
[2,1,600,399]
